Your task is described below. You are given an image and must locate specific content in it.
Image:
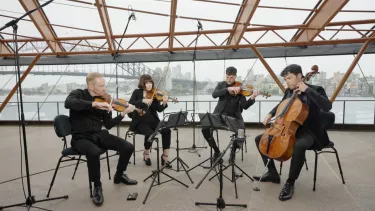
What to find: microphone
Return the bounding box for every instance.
[129,5,136,21]
[197,20,203,30]
[131,12,136,21]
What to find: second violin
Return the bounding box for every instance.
[229,81,271,98]
[145,88,179,103]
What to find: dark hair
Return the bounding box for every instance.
[138,74,154,89]
[226,66,237,76]
[280,64,304,77]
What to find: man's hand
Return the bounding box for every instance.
[142,98,153,106]
[228,87,241,95]
[295,82,308,92]
[263,113,272,126]
[250,90,260,100]
[121,104,135,116]
[162,95,168,105]
[92,101,113,111]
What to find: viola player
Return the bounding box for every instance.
[201,66,260,163]
[64,72,138,206]
[253,64,332,201]
[128,74,172,168]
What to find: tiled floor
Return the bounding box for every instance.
[0,125,374,211]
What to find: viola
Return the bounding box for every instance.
[145,88,179,103]
[258,65,319,162]
[229,81,271,98]
[94,92,144,115]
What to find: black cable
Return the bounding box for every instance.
[30,65,70,120]
[354,54,375,99]
[13,32,26,200]
[0,74,14,91]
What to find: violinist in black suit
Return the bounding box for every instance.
[129,74,172,168]
[201,66,260,162]
[253,64,332,201]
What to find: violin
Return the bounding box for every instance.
[229,81,271,98]
[258,65,319,162]
[145,88,179,103]
[94,92,144,114]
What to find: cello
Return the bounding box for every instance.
[258,65,319,162]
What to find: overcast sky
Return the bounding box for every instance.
[1,0,375,88]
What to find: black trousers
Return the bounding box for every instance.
[71,131,134,185]
[254,129,314,181]
[201,114,245,154]
[135,123,171,150]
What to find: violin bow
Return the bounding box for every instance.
[241,58,258,84]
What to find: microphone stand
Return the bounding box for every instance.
[180,20,206,156]
[111,11,136,137]
[0,0,69,210]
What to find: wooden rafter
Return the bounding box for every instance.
[95,0,116,53]
[292,0,349,43]
[169,0,178,50]
[227,0,260,46]
[19,0,65,53]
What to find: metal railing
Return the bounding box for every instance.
[0,100,374,125]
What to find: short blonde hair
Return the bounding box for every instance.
[86,72,103,85]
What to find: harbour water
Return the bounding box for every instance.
[0,94,374,125]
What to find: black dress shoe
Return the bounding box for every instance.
[92,186,104,206]
[114,174,138,185]
[161,154,172,169]
[143,152,152,166]
[253,172,280,184]
[212,152,222,163]
[279,182,294,201]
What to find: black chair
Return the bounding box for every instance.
[278,111,345,191]
[124,129,144,165]
[312,111,345,191]
[47,115,111,198]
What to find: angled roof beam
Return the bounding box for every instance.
[169,0,178,50]
[227,0,260,46]
[19,0,65,53]
[292,0,348,43]
[95,0,116,54]
[0,42,13,57]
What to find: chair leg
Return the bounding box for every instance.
[106,151,111,180]
[47,156,63,198]
[313,150,318,191]
[332,147,345,184]
[279,161,283,176]
[72,155,81,180]
[133,134,136,165]
[305,157,309,170]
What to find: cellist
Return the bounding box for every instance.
[253,64,332,201]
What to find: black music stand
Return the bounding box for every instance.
[194,116,247,209]
[142,114,189,204]
[186,112,228,175]
[164,111,194,183]
[208,115,254,198]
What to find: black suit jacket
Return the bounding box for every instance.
[128,88,168,131]
[212,81,255,121]
[268,84,332,150]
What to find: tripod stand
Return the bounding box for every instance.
[195,139,247,210]
[207,114,254,199]
[165,111,194,184]
[0,0,69,210]
[142,114,189,204]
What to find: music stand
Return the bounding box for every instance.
[186,112,228,174]
[142,113,189,204]
[194,127,247,209]
[164,111,194,183]
[208,115,254,199]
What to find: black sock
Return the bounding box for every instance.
[286,178,295,185]
[94,180,102,187]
